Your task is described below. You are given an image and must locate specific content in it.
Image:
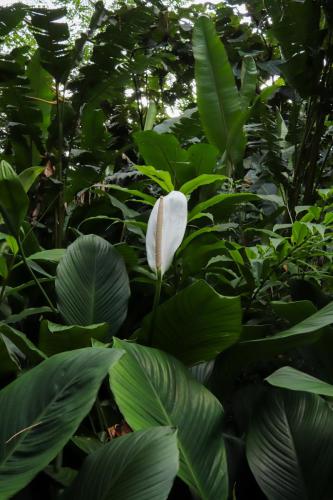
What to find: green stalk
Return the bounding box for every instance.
[148,272,162,346]
[18,237,57,313]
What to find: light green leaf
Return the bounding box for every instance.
[110,339,229,500]
[18,167,44,193]
[266,366,333,397]
[193,17,246,162]
[136,165,174,192]
[180,174,227,196]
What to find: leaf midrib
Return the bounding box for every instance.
[129,353,211,500]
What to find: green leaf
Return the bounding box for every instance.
[180,174,227,196]
[271,300,316,326]
[189,193,259,221]
[144,100,157,130]
[26,248,66,263]
[0,161,29,236]
[266,366,333,397]
[0,324,46,364]
[65,428,179,500]
[26,50,54,136]
[246,389,333,500]
[242,299,333,348]
[0,255,8,279]
[3,306,52,325]
[39,320,109,356]
[134,131,189,186]
[135,165,174,193]
[240,56,257,107]
[18,167,44,193]
[110,340,228,500]
[137,280,241,365]
[0,347,123,498]
[193,17,246,162]
[55,235,130,334]
[188,143,218,175]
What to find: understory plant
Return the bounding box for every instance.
[1,1,333,499]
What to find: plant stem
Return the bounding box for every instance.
[148,273,162,346]
[18,237,57,313]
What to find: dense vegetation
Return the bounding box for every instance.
[1,0,333,498]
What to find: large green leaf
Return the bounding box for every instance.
[246,389,333,500]
[134,131,190,186]
[110,340,228,500]
[55,235,130,334]
[137,280,241,365]
[0,160,29,236]
[65,427,179,500]
[0,347,123,499]
[192,17,246,163]
[266,366,333,397]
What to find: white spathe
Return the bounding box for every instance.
[146,190,187,275]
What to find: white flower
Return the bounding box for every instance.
[146,190,187,276]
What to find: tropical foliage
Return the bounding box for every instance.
[1,0,333,498]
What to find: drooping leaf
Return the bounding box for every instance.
[0,347,123,498]
[55,235,130,334]
[266,366,333,397]
[246,389,333,500]
[137,280,241,365]
[65,427,179,500]
[110,340,229,500]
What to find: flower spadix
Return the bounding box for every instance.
[146,190,187,276]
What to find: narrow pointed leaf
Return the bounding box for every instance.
[193,17,246,162]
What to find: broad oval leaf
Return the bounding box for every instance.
[110,339,229,500]
[246,389,333,500]
[137,280,241,365]
[65,427,179,500]
[55,234,130,334]
[0,347,123,499]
